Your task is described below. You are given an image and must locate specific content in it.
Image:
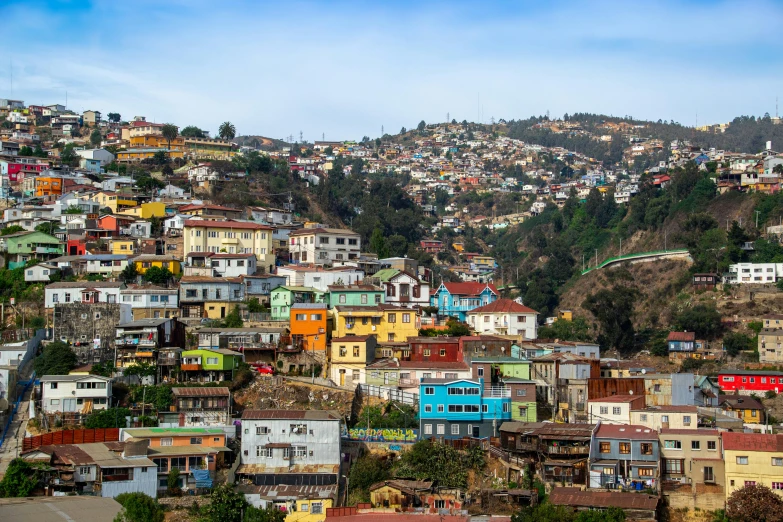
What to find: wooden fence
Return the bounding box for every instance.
[22,428,120,451]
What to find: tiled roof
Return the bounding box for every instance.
[288,227,359,237]
[468,298,538,314]
[667,331,695,342]
[183,219,271,230]
[549,487,658,511]
[440,282,499,296]
[722,432,783,452]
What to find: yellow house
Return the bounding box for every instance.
[248,488,334,522]
[132,254,182,276]
[331,305,419,343]
[116,148,184,162]
[558,310,573,321]
[111,239,136,255]
[91,191,138,213]
[328,335,377,388]
[720,395,766,424]
[452,242,465,253]
[723,432,783,499]
[118,201,168,219]
[129,134,185,150]
[183,219,275,274]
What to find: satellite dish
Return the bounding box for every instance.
[641,369,647,374]
[0,398,8,412]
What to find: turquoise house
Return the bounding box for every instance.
[270,285,324,321]
[326,284,384,308]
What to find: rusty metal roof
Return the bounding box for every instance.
[549,487,659,511]
[236,484,338,500]
[240,409,339,420]
[535,423,595,440]
[236,463,339,475]
[171,387,230,397]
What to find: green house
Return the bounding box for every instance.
[479,356,531,380]
[1,230,64,269]
[270,286,324,321]
[507,378,538,422]
[180,348,242,382]
[326,284,384,307]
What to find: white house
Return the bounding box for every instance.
[287,227,361,265]
[275,266,364,291]
[24,263,60,282]
[210,253,257,277]
[82,255,132,276]
[373,269,430,309]
[159,184,187,198]
[238,409,341,484]
[44,281,125,308]
[101,176,134,192]
[723,262,783,284]
[120,285,179,317]
[466,298,538,339]
[76,148,115,166]
[40,374,112,413]
[163,214,186,235]
[587,395,645,425]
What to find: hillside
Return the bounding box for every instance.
[233,134,291,151]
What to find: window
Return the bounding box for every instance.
[437,404,444,413]
[745,481,757,486]
[691,440,700,450]
[600,442,611,453]
[640,414,647,421]
[256,426,270,435]
[424,387,434,395]
[773,483,783,490]
[311,314,322,321]
[402,313,411,323]
[477,367,484,377]
[640,443,653,455]
[352,346,360,357]
[619,442,630,454]
[773,458,783,466]
[704,466,715,482]
[295,314,306,321]
[736,456,749,465]
[612,407,621,415]
[665,459,683,474]
[79,466,90,476]
[207,357,218,365]
[388,313,396,323]
[50,383,58,389]
[707,440,717,450]
[599,406,608,415]
[437,424,445,435]
[683,415,691,426]
[339,294,346,304]
[361,294,367,304]
[153,458,168,473]
[50,399,59,405]
[482,404,488,413]
[516,389,527,397]
[190,437,203,445]
[424,405,432,413]
[311,503,323,515]
[161,438,173,447]
[654,384,661,392]
[424,424,432,435]
[638,468,654,477]
[423,349,431,357]
[435,500,446,509]
[451,425,460,435]
[661,415,669,423]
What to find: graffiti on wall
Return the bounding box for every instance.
[342,427,418,442]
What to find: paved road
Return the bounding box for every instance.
[0,363,34,476]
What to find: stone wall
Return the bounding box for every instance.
[52,303,124,364]
[663,481,725,511]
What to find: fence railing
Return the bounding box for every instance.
[23,427,120,451]
[359,384,417,406]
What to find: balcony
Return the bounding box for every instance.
[181,360,202,371]
[102,473,131,482]
[515,441,539,452]
[546,445,590,455]
[35,246,62,254]
[484,387,511,398]
[158,355,181,366]
[116,337,157,347]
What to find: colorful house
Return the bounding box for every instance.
[326,284,384,307]
[111,238,136,255]
[271,286,324,321]
[118,201,168,219]
[132,254,182,276]
[91,191,138,213]
[0,230,64,268]
[331,305,419,343]
[430,282,499,322]
[588,424,659,490]
[723,432,783,499]
[329,335,377,388]
[717,370,783,395]
[180,348,242,382]
[290,303,329,353]
[720,394,766,424]
[179,276,245,320]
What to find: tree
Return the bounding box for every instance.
[33,144,47,158]
[400,127,406,134]
[244,505,287,522]
[582,286,638,352]
[142,266,173,285]
[90,128,102,147]
[201,484,247,522]
[120,263,138,283]
[726,483,783,522]
[84,407,130,428]
[34,340,77,376]
[674,304,723,340]
[0,458,40,497]
[19,145,33,156]
[348,454,391,500]
[219,121,237,140]
[1,225,25,235]
[107,112,121,123]
[537,317,593,342]
[152,150,168,165]
[113,492,165,522]
[180,125,206,138]
[60,143,78,166]
[167,468,181,494]
[723,331,754,357]
[161,123,178,150]
[369,227,389,258]
[222,308,244,328]
[417,120,426,131]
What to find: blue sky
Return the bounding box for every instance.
[3,0,783,141]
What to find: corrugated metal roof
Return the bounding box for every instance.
[171,387,230,397]
[723,432,783,452]
[549,487,658,511]
[241,409,339,421]
[236,463,340,474]
[237,484,338,500]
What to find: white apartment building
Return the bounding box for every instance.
[288,227,361,265]
[40,375,112,413]
[587,395,645,425]
[45,281,125,308]
[239,409,341,485]
[466,299,538,339]
[723,263,783,284]
[120,285,180,317]
[275,266,364,291]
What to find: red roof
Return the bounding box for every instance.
[667,331,695,342]
[594,424,657,440]
[722,432,783,452]
[587,394,641,403]
[469,298,538,314]
[440,282,499,296]
[183,219,271,230]
[179,204,241,212]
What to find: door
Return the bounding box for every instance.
[471,426,480,438]
[62,398,76,412]
[384,373,390,385]
[221,307,226,318]
[339,370,345,386]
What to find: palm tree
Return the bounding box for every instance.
[161,123,178,151]
[219,121,236,140]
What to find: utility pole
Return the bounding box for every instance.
[595,249,598,268]
[756,210,761,230]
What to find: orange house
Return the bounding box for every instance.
[290,303,329,353]
[123,427,227,448]
[35,176,64,197]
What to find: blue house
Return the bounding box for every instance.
[666,331,695,353]
[430,282,499,322]
[693,153,711,166]
[588,424,660,490]
[419,377,510,439]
